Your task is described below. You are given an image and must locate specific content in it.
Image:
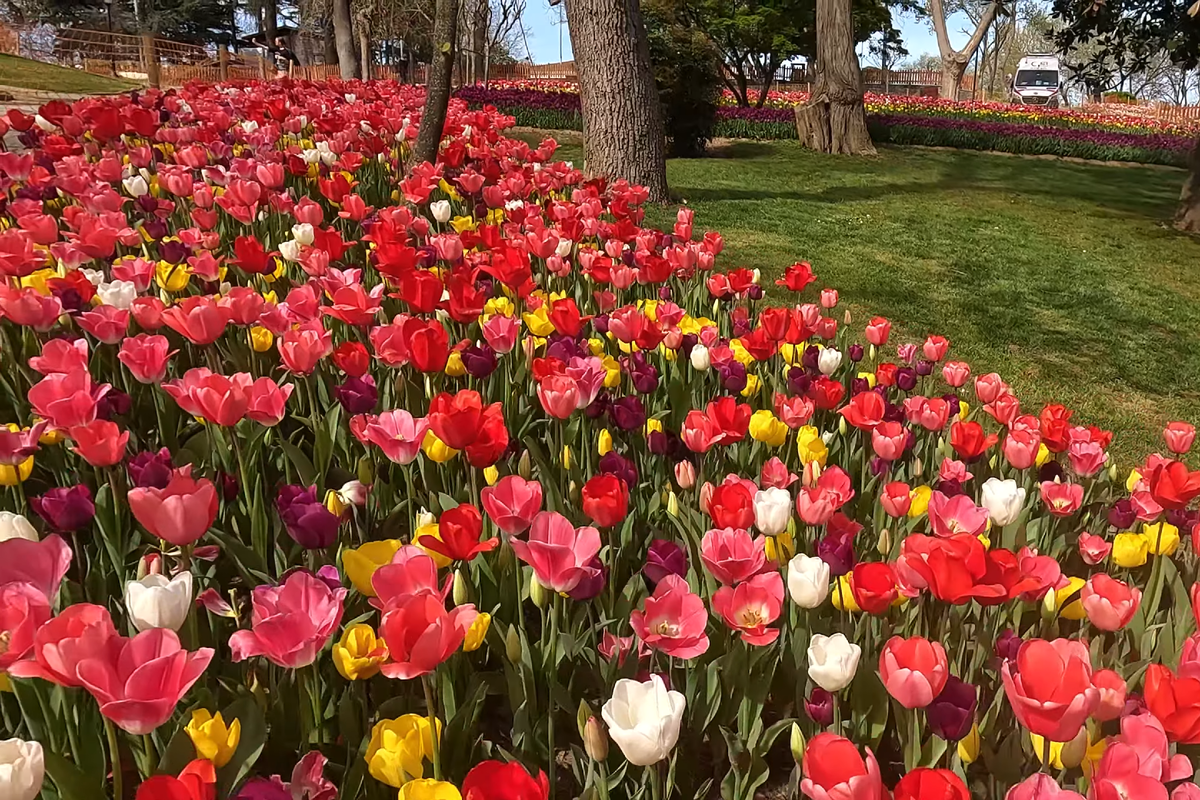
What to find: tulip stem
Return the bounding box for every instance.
[1041,735,1052,774]
[104,717,123,800]
[423,673,443,781]
[547,593,559,796]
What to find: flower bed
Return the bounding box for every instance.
[457,83,1197,166]
[0,78,1199,800]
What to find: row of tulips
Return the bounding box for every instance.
[454,83,1196,166]
[0,75,1198,800]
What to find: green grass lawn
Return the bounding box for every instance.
[540,134,1200,463]
[0,54,138,94]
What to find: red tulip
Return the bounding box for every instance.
[379,592,477,679]
[464,403,510,468]
[77,627,213,734]
[892,768,968,800]
[332,341,370,377]
[851,562,898,615]
[707,396,751,443]
[127,466,219,546]
[949,420,997,461]
[404,317,450,372]
[800,733,884,800]
[418,503,498,562]
[461,759,550,800]
[581,474,630,528]
[839,390,886,431]
[118,334,176,384]
[1145,664,1200,743]
[708,481,755,530]
[481,476,543,535]
[878,637,949,708]
[1149,460,1200,511]
[135,759,217,800]
[69,419,129,467]
[1001,638,1098,742]
[428,389,486,450]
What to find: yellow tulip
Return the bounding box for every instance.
[333,623,388,680]
[19,268,56,295]
[155,260,191,292]
[0,452,33,486]
[729,339,755,366]
[1112,532,1150,568]
[1034,443,1052,468]
[796,426,828,467]
[1142,522,1180,556]
[586,338,606,357]
[1054,577,1087,620]
[422,431,459,463]
[483,466,499,486]
[1126,468,1143,493]
[450,215,476,234]
[463,612,490,652]
[749,410,788,447]
[521,306,554,337]
[185,709,241,768]
[398,780,462,800]
[740,374,762,397]
[779,343,802,366]
[958,724,980,763]
[366,715,441,787]
[444,350,466,378]
[483,297,515,317]
[958,401,971,421]
[601,356,621,388]
[0,673,11,692]
[1030,730,1105,773]
[324,489,349,518]
[437,178,462,201]
[342,540,402,597]
[831,575,862,612]
[908,486,932,518]
[597,429,613,456]
[249,326,274,352]
[645,418,664,436]
[765,530,795,564]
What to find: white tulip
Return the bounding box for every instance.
[124,571,193,632]
[34,114,54,132]
[278,239,302,263]
[345,93,356,103]
[430,200,452,223]
[0,738,44,800]
[461,124,472,139]
[80,268,105,286]
[98,280,138,310]
[690,344,711,372]
[753,487,792,537]
[301,148,321,165]
[0,512,38,542]
[818,347,842,376]
[980,477,1026,527]
[292,223,315,246]
[555,237,572,258]
[122,175,149,197]
[240,120,259,134]
[504,199,525,212]
[336,480,369,507]
[601,674,685,766]
[320,150,337,167]
[787,554,830,609]
[807,633,861,692]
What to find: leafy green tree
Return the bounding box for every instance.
[645,0,724,156]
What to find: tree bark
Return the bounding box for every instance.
[323,18,338,66]
[413,0,459,166]
[331,0,359,79]
[940,57,967,99]
[794,0,875,155]
[1175,137,1200,232]
[565,0,669,201]
[358,21,370,79]
[928,0,999,100]
[263,0,278,42]
[472,0,488,84]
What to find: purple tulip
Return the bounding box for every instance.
[848,344,864,362]
[217,471,241,502]
[896,368,917,392]
[460,343,498,379]
[567,556,607,601]
[276,485,340,549]
[994,629,1022,663]
[643,539,687,586]
[925,675,977,741]
[599,451,638,488]
[1108,499,1137,529]
[805,687,835,727]
[915,359,934,377]
[817,528,855,576]
[609,396,646,431]
[334,376,378,415]
[128,448,174,489]
[31,485,95,531]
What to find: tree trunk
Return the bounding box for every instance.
[472,0,487,84]
[940,58,966,99]
[358,22,370,79]
[324,18,338,66]
[263,0,278,41]
[413,0,459,166]
[1175,137,1200,232]
[794,0,875,155]
[565,0,669,201]
[331,0,359,79]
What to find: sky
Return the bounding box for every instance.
[516,3,960,66]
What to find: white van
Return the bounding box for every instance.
[1010,55,1062,107]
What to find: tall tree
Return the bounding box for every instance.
[928,0,1003,97]
[331,0,358,76]
[1052,0,1200,229]
[413,0,459,165]
[564,0,670,201]
[795,0,876,154]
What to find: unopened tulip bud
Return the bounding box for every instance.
[562,446,571,469]
[453,570,469,605]
[912,457,924,478]
[837,416,847,436]
[138,552,163,580]
[843,309,852,325]
[1041,586,1058,619]
[957,723,980,763]
[357,456,374,486]
[674,461,696,489]
[506,625,523,662]
[803,460,822,489]
[876,528,891,556]
[416,508,435,529]
[1107,462,1119,482]
[529,573,549,609]
[1059,727,1089,769]
[585,716,609,761]
[869,344,877,361]
[424,374,433,400]
[789,722,805,765]
[483,466,499,486]
[519,450,532,480]
[667,492,679,518]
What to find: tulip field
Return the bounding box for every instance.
[1,77,1200,800]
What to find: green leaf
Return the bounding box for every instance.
[43,751,101,800]
[217,696,268,797]
[438,492,460,512]
[280,438,318,487]
[314,404,343,483]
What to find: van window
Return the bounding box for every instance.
[1015,70,1058,88]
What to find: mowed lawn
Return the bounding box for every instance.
[537,134,1200,462]
[0,54,138,94]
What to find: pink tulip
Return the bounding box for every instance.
[229,571,346,669]
[245,377,294,426]
[371,545,452,610]
[536,374,580,419]
[871,421,908,461]
[29,338,89,375]
[1081,573,1141,631]
[361,410,429,465]
[480,475,543,535]
[277,322,333,375]
[0,284,62,330]
[878,636,949,709]
[1165,422,1197,455]
[1003,430,1042,469]
[162,368,251,427]
[1068,440,1108,477]
[1174,785,1200,800]
[712,572,783,645]
[510,511,601,593]
[27,369,108,429]
[77,305,130,344]
[1078,532,1112,565]
[69,420,129,467]
[1090,713,1193,800]
[118,334,176,384]
[927,492,988,538]
[1040,481,1084,517]
[481,314,519,353]
[0,533,72,602]
[700,527,766,585]
[8,603,117,687]
[800,733,884,800]
[1092,668,1128,722]
[378,592,477,679]
[127,466,219,546]
[0,420,46,466]
[1003,775,1084,800]
[0,582,51,671]
[759,457,798,489]
[76,627,213,734]
[630,574,710,660]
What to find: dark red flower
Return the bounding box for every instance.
[581,474,630,528]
